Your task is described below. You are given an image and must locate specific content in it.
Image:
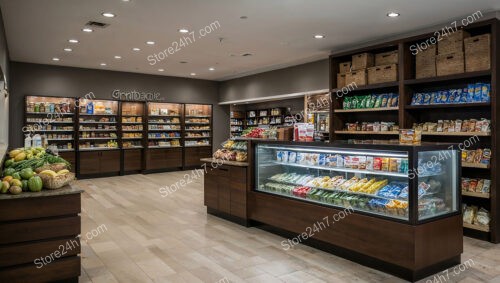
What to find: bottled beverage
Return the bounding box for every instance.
[24,134,32,149]
[32,134,42,147]
[39,103,46,113]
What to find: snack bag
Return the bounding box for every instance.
[440,90,449,104]
[430,92,438,104]
[467,84,475,102]
[447,89,457,103]
[423,93,431,104]
[374,95,383,108]
[482,180,491,193]
[343,97,351,109]
[452,89,461,103]
[368,94,377,108]
[373,157,382,170]
[474,83,483,102]
[459,88,468,103]
[482,83,491,102]
[411,93,418,105]
[390,94,399,107]
[481,149,491,165]
[380,94,389,108]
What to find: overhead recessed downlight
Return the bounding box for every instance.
[209,67,215,71]
[102,12,115,18]
[100,63,107,66]
[241,53,253,57]
[122,0,130,2]
[82,28,93,33]
[114,55,122,59]
[158,68,164,72]
[52,57,60,61]
[190,73,196,76]
[314,34,325,39]
[132,47,141,51]
[178,28,189,33]
[68,39,79,43]
[387,12,400,17]
[179,61,187,64]
[146,41,155,45]
[240,16,248,19]
[64,48,72,52]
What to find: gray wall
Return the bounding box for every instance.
[0,7,9,147]
[219,59,329,102]
[9,62,228,150]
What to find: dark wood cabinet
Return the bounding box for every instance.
[123,149,143,172]
[184,146,212,167]
[145,148,182,171]
[204,164,248,222]
[79,150,120,176]
[0,189,82,283]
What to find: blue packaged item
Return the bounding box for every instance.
[482,83,491,102]
[447,89,457,103]
[459,88,468,103]
[467,84,475,102]
[430,92,438,104]
[440,90,449,104]
[86,101,94,114]
[318,154,326,166]
[423,93,431,104]
[411,94,418,105]
[415,93,424,105]
[474,83,483,102]
[390,94,399,107]
[288,151,297,163]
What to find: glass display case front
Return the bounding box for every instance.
[255,143,459,222]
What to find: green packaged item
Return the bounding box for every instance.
[374,95,383,108]
[368,94,377,108]
[343,97,351,109]
[351,96,358,109]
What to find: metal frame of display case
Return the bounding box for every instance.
[248,140,463,281]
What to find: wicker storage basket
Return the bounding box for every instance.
[415,45,436,78]
[351,53,374,70]
[345,70,367,86]
[438,30,470,55]
[39,172,75,190]
[375,50,398,66]
[436,52,464,76]
[337,73,346,88]
[338,62,351,74]
[367,64,398,84]
[464,34,491,72]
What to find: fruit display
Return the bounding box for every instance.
[242,127,265,138]
[1,147,74,194]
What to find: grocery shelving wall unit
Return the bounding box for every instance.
[121,102,146,174]
[328,19,499,243]
[230,111,245,138]
[23,95,76,170]
[245,107,286,128]
[183,104,213,167]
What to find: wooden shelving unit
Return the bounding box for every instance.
[334,131,399,135]
[334,107,398,113]
[462,191,490,199]
[329,19,499,243]
[183,104,213,168]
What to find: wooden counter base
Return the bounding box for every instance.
[248,191,463,282]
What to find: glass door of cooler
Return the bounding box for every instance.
[255,144,411,221]
[416,150,459,221]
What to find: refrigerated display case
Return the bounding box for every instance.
[249,140,462,281]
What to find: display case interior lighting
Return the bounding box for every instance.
[261,146,408,158]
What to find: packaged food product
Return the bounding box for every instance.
[296,153,305,164]
[454,120,462,132]
[373,157,382,170]
[436,120,443,132]
[318,154,326,166]
[282,151,289,162]
[461,178,470,192]
[469,179,478,192]
[276,151,284,161]
[463,206,475,224]
[481,148,491,165]
[430,92,438,104]
[366,156,374,170]
[389,94,399,107]
[475,208,490,226]
[474,83,483,102]
[452,89,462,103]
[326,154,337,167]
[476,179,484,193]
[474,149,483,163]
[482,179,491,193]
[459,88,468,103]
[381,157,389,171]
[399,159,409,173]
[374,95,383,108]
[399,129,414,144]
[358,156,367,170]
[389,158,398,172]
[380,94,389,108]
[482,83,491,102]
[289,151,297,163]
[423,93,431,104]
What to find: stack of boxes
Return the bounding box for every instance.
[337,51,398,88]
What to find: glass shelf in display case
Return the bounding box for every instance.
[254,141,459,222]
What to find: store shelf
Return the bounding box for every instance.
[26,112,74,115]
[405,103,491,110]
[148,145,182,148]
[462,191,490,199]
[122,137,143,140]
[271,161,408,178]
[335,131,399,135]
[185,115,211,118]
[122,130,143,132]
[79,129,117,132]
[331,81,399,93]
[462,162,490,169]
[185,144,211,147]
[185,122,210,125]
[122,122,143,125]
[185,136,211,139]
[26,121,74,124]
[149,115,180,118]
[123,146,144,149]
[79,137,117,140]
[148,129,181,131]
[463,222,490,232]
[185,129,211,131]
[56,149,75,152]
[31,130,74,132]
[47,139,73,141]
[334,107,399,113]
[147,122,181,125]
[422,132,490,137]
[79,122,117,124]
[79,113,117,116]
[79,147,120,151]
[404,70,491,86]
[148,137,181,140]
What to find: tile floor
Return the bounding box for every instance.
[77,171,500,283]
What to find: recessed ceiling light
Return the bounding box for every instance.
[102,12,115,18]
[52,57,60,61]
[100,63,107,66]
[158,68,164,72]
[82,28,93,33]
[179,61,187,64]
[190,73,196,76]
[387,12,400,17]
[240,16,248,19]
[146,41,155,45]
[114,55,122,59]
[178,28,189,33]
[68,39,79,43]
[132,47,141,51]
[241,53,253,57]
[209,67,215,71]
[122,0,130,2]
[64,48,72,52]
[314,34,325,39]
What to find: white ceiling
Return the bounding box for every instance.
[1,0,499,81]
